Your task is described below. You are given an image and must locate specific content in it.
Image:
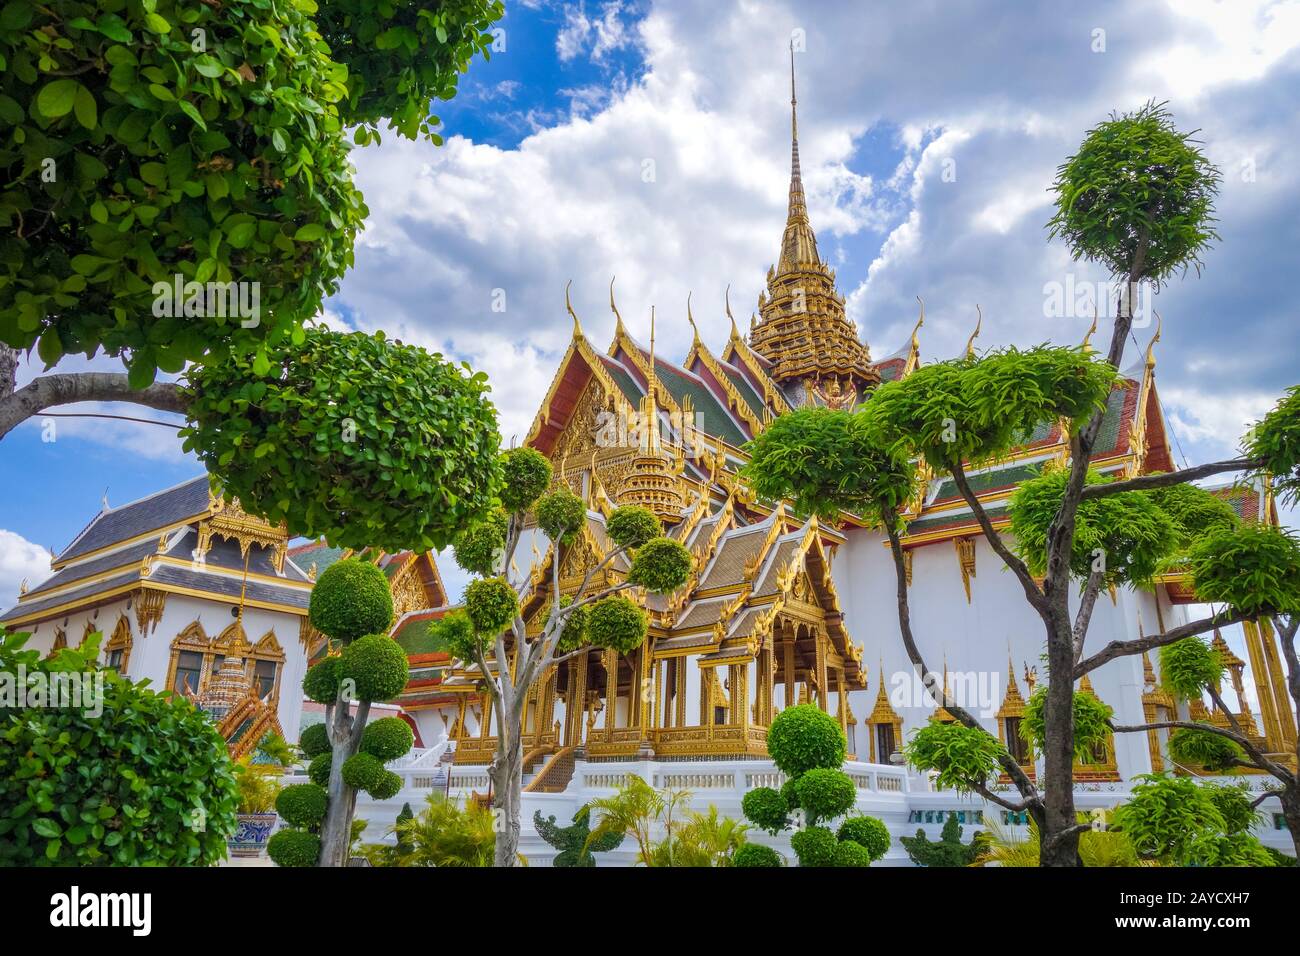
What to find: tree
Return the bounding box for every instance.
[1,0,503,424]
[1111,774,1275,866]
[0,628,238,865]
[282,557,416,867]
[746,103,1299,865]
[534,806,623,867]
[442,447,694,866]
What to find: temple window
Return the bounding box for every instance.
[1003,716,1028,764]
[173,651,203,695]
[253,659,278,700]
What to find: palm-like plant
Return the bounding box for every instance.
[584,775,692,866]
[386,795,500,867]
[973,813,1156,867]
[651,805,751,867]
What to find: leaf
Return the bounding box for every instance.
[31,818,61,838]
[96,14,133,43]
[178,100,207,131]
[73,86,97,130]
[144,12,171,34]
[36,79,78,118]
[293,224,326,241]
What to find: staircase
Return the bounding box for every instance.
[523,746,576,794]
[521,743,554,778]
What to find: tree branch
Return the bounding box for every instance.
[0,368,189,440]
[1073,569,1104,665]
[1079,458,1259,499]
[1111,719,1294,783]
[1074,607,1249,677]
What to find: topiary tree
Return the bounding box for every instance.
[745,103,1300,866]
[0,0,505,448]
[900,814,985,868]
[533,806,623,867]
[731,842,784,867]
[294,557,416,866]
[740,704,887,867]
[443,446,694,866]
[0,628,238,865]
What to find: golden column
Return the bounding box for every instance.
[1243,619,1285,748]
[675,657,687,727]
[1260,618,1296,748]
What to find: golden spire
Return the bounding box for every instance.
[779,39,814,272]
[965,305,982,360]
[1081,307,1098,352]
[566,279,582,337]
[904,296,925,375]
[608,276,625,337]
[686,291,701,347]
[1145,312,1162,371]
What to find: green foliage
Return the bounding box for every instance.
[267,829,322,868]
[1046,101,1221,283]
[1246,386,1300,506]
[1022,686,1113,763]
[793,769,856,826]
[866,346,1115,471]
[536,488,587,545]
[1148,480,1240,554]
[741,787,790,835]
[1265,846,1298,867]
[832,840,875,867]
[232,757,283,814]
[606,505,662,550]
[585,595,648,654]
[1185,832,1275,867]
[1167,727,1244,773]
[554,596,589,654]
[275,783,328,830]
[1113,773,1226,864]
[837,816,891,861]
[361,717,414,761]
[1009,465,1178,586]
[743,406,917,522]
[302,656,343,704]
[1206,783,1262,835]
[464,576,518,636]
[185,328,502,551]
[789,826,838,867]
[766,704,846,778]
[534,806,623,867]
[382,794,499,867]
[582,774,690,867]
[308,558,394,643]
[900,814,985,867]
[453,507,508,577]
[339,634,410,702]
[904,720,1005,794]
[299,722,331,759]
[307,752,332,788]
[341,752,385,792]
[731,842,784,867]
[368,769,402,801]
[0,0,504,380]
[1187,523,1300,617]
[627,537,694,593]
[1159,637,1223,700]
[0,630,237,866]
[429,610,482,662]
[648,805,750,867]
[499,447,552,513]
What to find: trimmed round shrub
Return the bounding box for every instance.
[500,447,552,513]
[303,656,344,704]
[555,596,589,653]
[369,770,403,801]
[307,753,333,788]
[732,843,784,868]
[1168,727,1244,773]
[342,753,386,792]
[464,577,518,636]
[628,537,694,593]
[790,826,838,867]
[309,558,395,643]
[340,635,410,703]
[1160,637,1223,700]
[536,488,587,544]
[362,717,415,761]
[741,787,790,835]
[267,829,322,868]
[275,784,328,830]
[794,768,856,825]
[1187,524,1300,617]
[299,722,331,758]
[838,816,891,861]
[781,777,802,811]
[767,705,846,777]
[833,840,875,867]
[586,595,648,654]
[454,507,508,577]
[607,506,662,550]
[904,720,1004,793]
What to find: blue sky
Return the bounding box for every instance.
[4,0,1300,609]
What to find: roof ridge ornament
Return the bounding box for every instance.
[566,279,582,337]
[1145,312,1163,370]
[965,305,983,360]
[1082,306,1099,352]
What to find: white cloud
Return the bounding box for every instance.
[557,2,637,63]
[0,529,54,612]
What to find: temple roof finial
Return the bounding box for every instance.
[1082,306,1098,352]
[608,276,625,336]
[566,279,582,337]
[686,291,701,347]
[1145,312,1163,371]
[965,305,983,360]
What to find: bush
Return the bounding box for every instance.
[555,597,589,653]
[464,577,519,636]
[790,826,838,867]
[1168,728,1244,773]
[838,817,890,861]
[1023,687,1112,763]
[904,720,1005,793]
[766,705,846,778]
[362,717,415,761]
[607,506,662,550]
[303,656,344,704]
[833,840,875,867]
[1206,783,1262,835]
[1185,832,1275,868]
[900,814,984,867]
[276,784,328,830]
[454,507,508,576]
[731,843,784,868]
[741,787,790,835]
[267,829,322,868]
[368,770,404,802]
[628,537,694,593]
[536,488,587,544]
[586,596,648,654]
[309,559,395,643]
[308,753,333,788]
[0,630,238,866]
[1187,524,1300,617]
[299,723,331,758]
[340,635,410,703]
[1160,638,1222,700]
[1113,773,1226,864]
[500,448,553,513]
[794,769,856,826]
[342,753,386,793]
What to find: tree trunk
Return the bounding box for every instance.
[318,696,367,867]
[1040,605,1083,866]
[1279,786,1300,861]
[492,720,524,867]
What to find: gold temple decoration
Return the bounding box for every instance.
[995,650,1032,775]
[965,305,982,360]
[866,657,903,763]
[193,495,288,572]
[1074,673,1120,781]
[954,536,976,603]
[615,306,687,522]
